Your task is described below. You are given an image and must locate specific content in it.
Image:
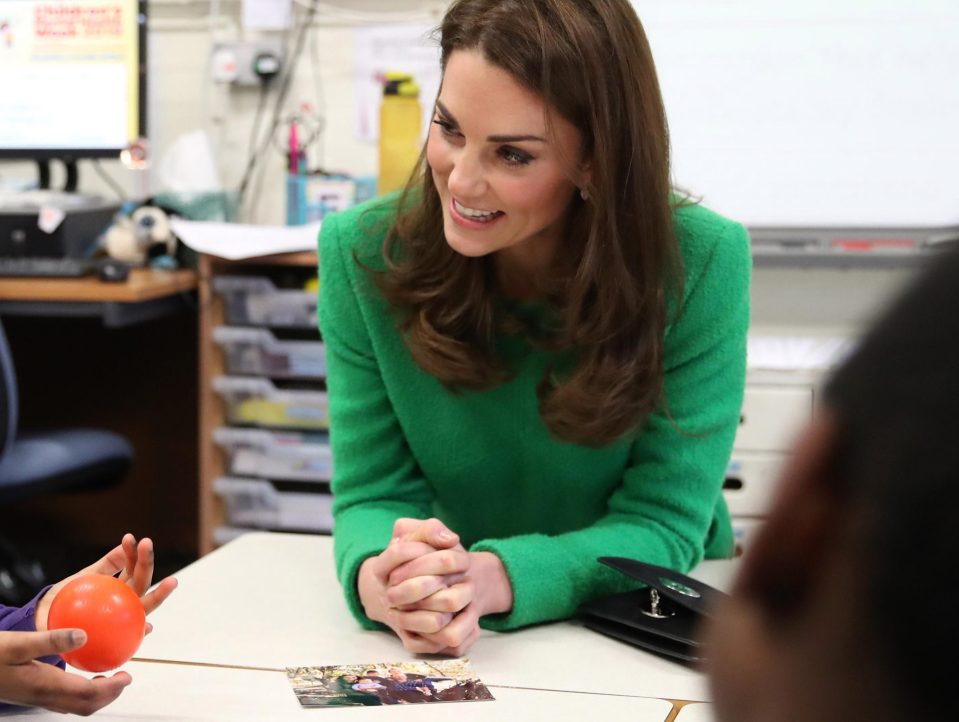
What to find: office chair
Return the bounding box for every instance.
[0,317,133,605]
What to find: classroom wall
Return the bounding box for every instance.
[145,0,451,225]
[168,1,927,327]
[0,0,926,327]
[1,0,447,221]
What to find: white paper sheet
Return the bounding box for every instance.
[171,218,320,260]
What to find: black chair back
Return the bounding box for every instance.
[0,319,17,459]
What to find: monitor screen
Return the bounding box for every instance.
[0,0,146,160]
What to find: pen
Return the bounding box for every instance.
[289,120,300,175]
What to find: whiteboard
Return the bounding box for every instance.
[632,0,959,227]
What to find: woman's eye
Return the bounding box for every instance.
[500,147,533,166]
[431,118,458,136]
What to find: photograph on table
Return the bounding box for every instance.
[286,658,495,707]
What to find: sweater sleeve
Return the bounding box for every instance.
[472,220,751,630]
[0,586,67,668]
[319,211,436,629]
[0,598,38,633]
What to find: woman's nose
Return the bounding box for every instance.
[447,149,487,199]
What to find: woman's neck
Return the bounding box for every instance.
[494,237,557,299]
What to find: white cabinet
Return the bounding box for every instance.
[723,334,857,556]
[724,452,786,517]
[734,386,813,452]
[726,383,814,555]
[724,332,864,555]
[727,383,813,555]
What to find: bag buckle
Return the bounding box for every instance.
[641,588,675,619]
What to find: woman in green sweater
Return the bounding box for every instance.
[319,0,751,655]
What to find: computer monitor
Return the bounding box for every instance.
[0,0,147,162]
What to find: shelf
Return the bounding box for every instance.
[199,252,325,555]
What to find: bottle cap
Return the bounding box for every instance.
[396,81,420,98]
[383,71,419,98]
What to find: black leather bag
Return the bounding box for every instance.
[578,557,728,664]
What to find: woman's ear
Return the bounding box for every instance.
[576,159,592,193]
[735,410,846,619]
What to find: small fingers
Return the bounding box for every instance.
[121,534,138,582]
[418,604,481,654]
[89,544,126,578]
[398,580,474,615]
[0,629,86,664]
[393,517,460,549]
[88,532,137,580]
[38,670,132,716]
[440,623,483,657]
[370,540,437,581]
[141,577,178,615]
[391,517,425,541]
[396,630,447,655]
[388,548,469,587]
[131,538,154,596]
[385,573,449,608]
[388,608,454,635]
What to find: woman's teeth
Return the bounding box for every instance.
[454,199,501,221]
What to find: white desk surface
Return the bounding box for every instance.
[5,532,738,720]
[8,661,674,721]
[135,533,735,701]
[674,702,716,722]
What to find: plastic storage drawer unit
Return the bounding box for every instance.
[213,276,317,328]
[734,385,813,452]
[213,326,326,378]
[214,476,333,532]
[213,427,332,482]
[723,453,784,517]
[213,376,329,430]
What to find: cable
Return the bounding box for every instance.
[241,82,274,224]
[90,160,128,201]
[307,19,327,168]
[247,80,272,169]
[235,0,318,215]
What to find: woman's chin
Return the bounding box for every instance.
[443,223,498,258]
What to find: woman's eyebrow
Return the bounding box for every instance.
[435,99,546,144]
[434,100,458,124]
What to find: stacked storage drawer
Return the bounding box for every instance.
[725,383,813,554]
[212,276,332,544]
[724,335,855,554]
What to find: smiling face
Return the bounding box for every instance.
[426,48,587,287]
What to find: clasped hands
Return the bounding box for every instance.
[357,518,512,656]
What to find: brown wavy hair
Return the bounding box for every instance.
[375,0,682,447]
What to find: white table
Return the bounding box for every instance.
[6,532,737,720]
[674,702,716,722]
[9,661,675,721]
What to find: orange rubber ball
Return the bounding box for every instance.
[47,575,146,672]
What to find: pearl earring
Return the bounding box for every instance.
[580,187,589,201]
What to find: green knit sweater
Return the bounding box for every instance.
[318,196,751,632]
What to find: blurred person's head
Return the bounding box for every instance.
[707,248,959,722]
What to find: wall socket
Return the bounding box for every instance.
[211,40,284,87]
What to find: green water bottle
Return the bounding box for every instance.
[378,72,422,195]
